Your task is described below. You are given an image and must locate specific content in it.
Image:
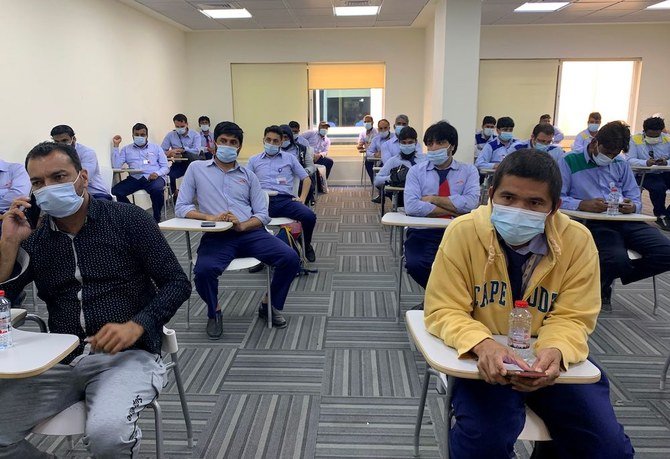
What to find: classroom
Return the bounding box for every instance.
[1,1,670,458]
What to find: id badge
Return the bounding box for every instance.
[143,159,150,165]
[277,176,288,185]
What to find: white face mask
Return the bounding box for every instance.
[592,150,614,167]
[645,135,662,145]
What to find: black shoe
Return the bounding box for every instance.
[657,216,670,231]
[248,263,264,274]
[601,285,612,312]
[305,244,316,262]
[410,302,424,311]
[206,312,223,340]
[258,303,288,328]
[371,195,382,204]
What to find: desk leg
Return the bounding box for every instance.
[396,228,406,324]
[639,171,647,193]
[185,231,193,329]
[380,184,386,220]
[414,367,434,456]
[444,375,455,459]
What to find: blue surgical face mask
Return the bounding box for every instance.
[293,132,300,140]
[588,123,600,133]
[592,150,613,167]
[33,172,84,218]
[499,131,513,142]
[534,142,550,153]
[176,127,187,135]
[133,136,147,147]
[216,145,238,163]
[200,125,210,132]
[491,203,548,247]
[379,130,390,139]
[427,147,449,166]
[281,140,291,149]
[264,142,280,156]
[395,125,405,136]
[399,143,416,155]
[483,128,495,137]
[364,122,373,131]
[319,129,328,137]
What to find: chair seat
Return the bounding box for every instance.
[269,217,296,226]
[627,250,642,260]
[190,255,261,271]
[10,308,27,326]
[33,401,86,436]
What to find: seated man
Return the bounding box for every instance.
[380,114,424,165]
[50,124,112,200]
[248,125,317,262]
[0,142,190,458]
[366,118,393,202]
[404,121,480,300]
[475,115,497,155]
[511,123,564,163]
[302,121,334,179]
[288,120,310,149]
[357,115,377,156]
[475,116,518,170]
[571,111,601,153]
[175,122,300,339]
[199,115,215,160]
[112,123,170,222]
[279,124,316,206]
[560,120,670,311]
[625,116,670,230]
[425,149,633,458]
[161,113,202,198]
[373,126,426,208]
[539,114,564,143]
[0,159,30,236]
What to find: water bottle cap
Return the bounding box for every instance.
[514,300,528,308]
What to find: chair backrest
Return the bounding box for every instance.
[292,176,300,197]
[99,165,114,190]
[161,326,179,354]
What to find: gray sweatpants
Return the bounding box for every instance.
[0,349,165,458]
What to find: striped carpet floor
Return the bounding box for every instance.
[24,186,670,458]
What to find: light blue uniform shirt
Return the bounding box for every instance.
[511,140,565,163]
[75,143,110,197]
[374,153,426,188]
[381,137,424,165]
[559,150,641,212]
[571,128,596,154]
[358,128,378,145]
[112,143,170,179]
[404,159,481,217]
[625,133,670,171]
[367,133,392,158]
[161,129,202,157]
[200,130,215,151]
[552,125,564,143]
[174,160,270,225]
[302,130,331,155]
[475,138,518,169]
[0,160,30,212]
[247,151,308,197]
[475,131,496,154]
[295,135,310,149]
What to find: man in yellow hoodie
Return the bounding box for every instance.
[425,149,634,458]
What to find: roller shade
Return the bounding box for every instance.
[308,63,385,89]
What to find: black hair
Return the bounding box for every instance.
[198,116,210,124]
[423,121,459,154]
[132,123,148,134]
[213,121,244,146]
[588,112,602,121]
[497,117,515,129]
[288,121,300,130]
[173,113,188,123]
[279,124,296,149]
[492,149,562,209]
[398,126,418,142]
[318,121,330,129]
[532,123,555,138]
[643,116,665,132]
[595,121,631,154]
[25,142,82,172]
[482,116,496,126]
[264,125,283,139]
[50,125,75,138]
[539,114,552,121]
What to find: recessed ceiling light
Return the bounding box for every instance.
[200,8,252,19]
[647,1,670,10]
[515,2,569,13]
[334,6,380,16]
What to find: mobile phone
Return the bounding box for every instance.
[201,221,216,227]
[506,370,546,378]
[24,194,41,229]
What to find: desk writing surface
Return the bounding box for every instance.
[560,209,656,222]
[0,330,79,379]
[381,212,452,229]
[158,218,233,232]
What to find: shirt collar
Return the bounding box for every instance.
[426,158,460,171]
[261,151,284,160]
[503,233,548,257]
[207,159,240,172]
[48,196,99,232]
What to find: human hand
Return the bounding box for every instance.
[148,172,158,180]
[472,338,532,385]
[578,198,608,213]
[647,158,656,167]
[657,158,668,166]
[112,135,122,147]
[619,198,635,214]
[314,153,322,161]
[87,321,144,355]
[508,348,562,392]
[2,197,35,243]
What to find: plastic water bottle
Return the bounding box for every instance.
[607,183,622,216]
[0,290,13,351]
[508,300,532,361]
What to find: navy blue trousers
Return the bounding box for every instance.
[315,156,334,178]
[450,359,634,458]
[640,172,670,217]
[168,161,188,194]
[365,159,382,184]
[193,228,300,318]
[268,194,317,246]
[587,221,670,290]
[404,228,445,289]
[111,176,165,222]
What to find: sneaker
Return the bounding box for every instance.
[371,195,382,204]
[258,303,288,328]
[657,216,670,231]
[206,311,223,340]
[410,302,424,311]
[601,285,612,312]
[305,244,316,262]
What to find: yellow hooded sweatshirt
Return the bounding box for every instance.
[424,204,601,369]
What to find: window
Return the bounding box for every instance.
[310,89,383,137]
[556,60,639,137]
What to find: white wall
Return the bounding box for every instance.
[184,28,425,140]
[1,0,186,166]
[480,23,670,132]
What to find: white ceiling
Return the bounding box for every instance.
[130,0,670,30]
